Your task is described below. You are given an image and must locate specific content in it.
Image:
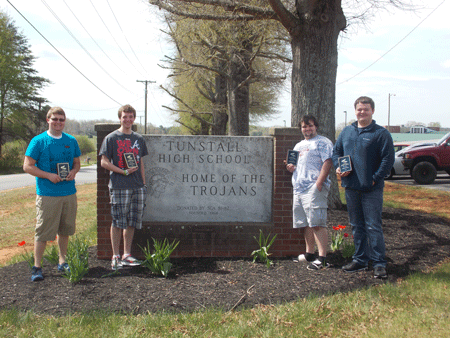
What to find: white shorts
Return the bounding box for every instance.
[293,184,329,228]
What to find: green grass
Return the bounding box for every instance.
[1,182,450,337]
[1,260,449,337]
[0,184,97,263]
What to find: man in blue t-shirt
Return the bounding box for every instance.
[23,107,81,281]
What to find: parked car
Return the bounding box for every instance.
[401,132,450,184]
[386,141,437,179]
[393,142,411,153]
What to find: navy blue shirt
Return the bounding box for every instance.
[332,120,395,191]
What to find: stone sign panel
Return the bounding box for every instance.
[143,135,273,223]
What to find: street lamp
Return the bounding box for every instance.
[343,111,347,125]
[388,93,396,132]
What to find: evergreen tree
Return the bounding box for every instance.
[0,12,49,156]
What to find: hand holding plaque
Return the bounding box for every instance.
[286,150,299,166]
[338,155,352,173]
[57,162,70,180]
[123,152,138,169]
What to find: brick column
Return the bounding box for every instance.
[95,123,124,259]
[270,127,305,257]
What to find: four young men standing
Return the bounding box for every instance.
[22,96,393,280]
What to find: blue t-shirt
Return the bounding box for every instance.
[25,131,81,196]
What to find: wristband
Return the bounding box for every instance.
[123,169,129,176]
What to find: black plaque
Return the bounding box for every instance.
[123,152,138,168]
[338,155,352,173]
[57,162,70,180]
[286,150,299,165]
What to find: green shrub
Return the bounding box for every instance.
[74,135,95,155]
[140,238,179,277]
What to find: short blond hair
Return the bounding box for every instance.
[47,107,66,119]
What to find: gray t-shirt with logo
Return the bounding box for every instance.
[99,130,148,189]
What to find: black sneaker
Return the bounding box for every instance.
[374,266,387,279]
[31,266,44,282]
[342,261,368,273]
[307,259,330,270]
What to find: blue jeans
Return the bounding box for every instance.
[345,188,386,268]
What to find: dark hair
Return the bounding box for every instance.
[354,96,375,110]
[298,115,319,129]
[118,104,136,119]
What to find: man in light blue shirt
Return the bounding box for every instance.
[24,107,81,281]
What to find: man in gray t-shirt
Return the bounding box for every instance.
[99,104,148,270]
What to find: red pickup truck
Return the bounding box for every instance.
[401,132,450,184]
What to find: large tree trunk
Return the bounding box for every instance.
[289,2,345,209]
[227,43,251,136]
[211,74,228,135]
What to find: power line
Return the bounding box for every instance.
[62,0,128,76]
[41,0,133,94]
[107,1,149,76]
[338,0,447,85]
[137,80,156,133]
[89,0,145,78]
[6,0,122,106]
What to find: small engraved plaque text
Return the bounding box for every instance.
[123,152,138,168]
[338,155,352,173]
[57,162,70,180]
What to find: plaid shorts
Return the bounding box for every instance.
[109,187,147,229]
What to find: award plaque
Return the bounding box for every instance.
[338,155,352,173]
[286,150,299,166]
[123,152,138,168]
[57,162,70,180]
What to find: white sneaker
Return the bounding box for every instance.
[111,256,123,270]
[307,259,330,270]
[121,254,141,266]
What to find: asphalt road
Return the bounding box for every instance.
[0,165,98,192]
[388,174,450,192]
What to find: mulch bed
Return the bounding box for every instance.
[1,207,450,316]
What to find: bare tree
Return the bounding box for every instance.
[147,0,412,208]
[158,10,289,135]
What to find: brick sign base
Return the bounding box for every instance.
[95,124,305,259]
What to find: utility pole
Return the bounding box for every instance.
[388,93,396,132]
[136,80,155,134]
[343,111,347,125]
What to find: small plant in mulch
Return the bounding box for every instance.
[251,229,277,268]
[330,225,355,259]
[43,241,59,265]
[140,238,179,277]
[63,236,90,284]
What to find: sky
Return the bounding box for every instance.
[2,0,449,129]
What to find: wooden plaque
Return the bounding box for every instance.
[57,162,70,180]
[123,152,138,168]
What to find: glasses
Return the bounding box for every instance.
[50,118,66,122]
